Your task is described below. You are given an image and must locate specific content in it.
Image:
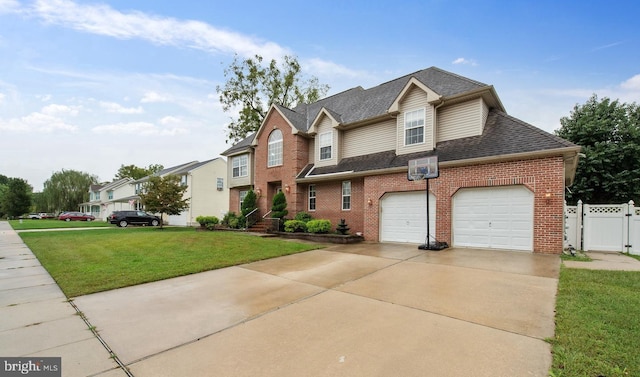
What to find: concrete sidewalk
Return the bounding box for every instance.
[563,250,640,271]
[0,221,125,376]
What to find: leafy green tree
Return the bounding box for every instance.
[139,175,189,229]
[1,178,32,218]
[41,170,98,213]
[216,54,329,143]
[556,95,640,204]
[114,164,164,180]
[0,184,7,218]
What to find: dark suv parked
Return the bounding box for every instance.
[109,210,161,227]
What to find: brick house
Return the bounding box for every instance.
[222,67,580,254]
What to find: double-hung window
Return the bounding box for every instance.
[342,181,351,210]
[319,132,332,160]
[108,190,113,200]
[232,155,248,178]
[404,108,425,145]
[308,185,316,211]
[267,129,283,167]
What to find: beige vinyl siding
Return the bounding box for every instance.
[188,159,229,222]
[315,115,338,167]
[228,153,252,188]
[481,99,489,131]
[397,87,433,155]
[437,98,484,142]
[342,119,396,158]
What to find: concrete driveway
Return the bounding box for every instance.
[73,243,560,377]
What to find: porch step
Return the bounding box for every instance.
[247,220,271,233]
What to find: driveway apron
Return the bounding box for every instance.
[72,242,560,377]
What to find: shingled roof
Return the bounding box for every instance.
[289,66,490,131]
[297,109,578,180]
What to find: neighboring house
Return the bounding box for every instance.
[80,158,229,226]
[222,67,581,254]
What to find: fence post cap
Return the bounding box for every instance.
[629,200,635,205]
[577,199,583,204]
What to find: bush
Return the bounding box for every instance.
[306,219,331,234]
[294,212,313,222]
[284,219,307,233]
[196,216,219,230]
[221,212,242,229]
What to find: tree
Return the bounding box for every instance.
[271,191,288,229]
[556,95,640,204]
[1,178,32,218]
[216,54,330,143]
[114,164,164,180]
[41,170,98,213]
[240,189,257,227]
[138,175,189,229]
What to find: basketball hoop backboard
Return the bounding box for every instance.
[407,156,439,181]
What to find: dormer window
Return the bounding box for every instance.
[404,108,425,145]
[319,132,332,160]
[268,129,283,167]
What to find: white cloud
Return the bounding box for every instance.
[100,101,144,114]
[159,116,181,125]
[621,74,640,91]
[27,0,289,60]
[37,94,52,102]
[0,92,5,104]
[0,111,78,132]
[304,58,368,80]
[92,121,187,136]
[0,0,20,14]
[452,57,478,66]
[41,103,80,116]
[140,91,170,103]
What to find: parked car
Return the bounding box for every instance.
[108,210,161,227]
[27,213,41,219]
[39,213,55,219]
[58,212,95,221]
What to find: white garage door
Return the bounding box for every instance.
[168,211,188,226]
[380,191,436,244]
[453,186,533,251]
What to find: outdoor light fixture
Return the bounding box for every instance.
[256,188,262,196]
[285,185,290,193]
[367,198,373,206]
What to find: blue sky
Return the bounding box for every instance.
[0,0,638,191]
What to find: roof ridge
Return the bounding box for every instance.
[428,66,489,88]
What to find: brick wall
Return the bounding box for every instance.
[363,157,565,254]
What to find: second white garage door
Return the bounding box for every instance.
[380,191,436,244]
[453,186,533,251]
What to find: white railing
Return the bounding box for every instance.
[565,200,638,254]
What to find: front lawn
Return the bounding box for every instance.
[10,219,111,230]
[550,267,640,376]
[19,227,321,297]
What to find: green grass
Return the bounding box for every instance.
[18,227,321,297]
[10,219,111,230]
[549,267,640,376]
[559,252,592,262]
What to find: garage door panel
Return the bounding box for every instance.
[453,186,533,251]
[381,191,435,244]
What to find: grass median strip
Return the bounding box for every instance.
[550,267,640,377]
[19,227,321,297]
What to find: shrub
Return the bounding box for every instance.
[294,211,313,222]
[195,216,219,230]
[284,219,307,233]
[306,219,331,234]
[271,191,288,220]
[222,212,242,229]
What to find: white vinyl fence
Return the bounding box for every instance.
[565,200,640,255]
